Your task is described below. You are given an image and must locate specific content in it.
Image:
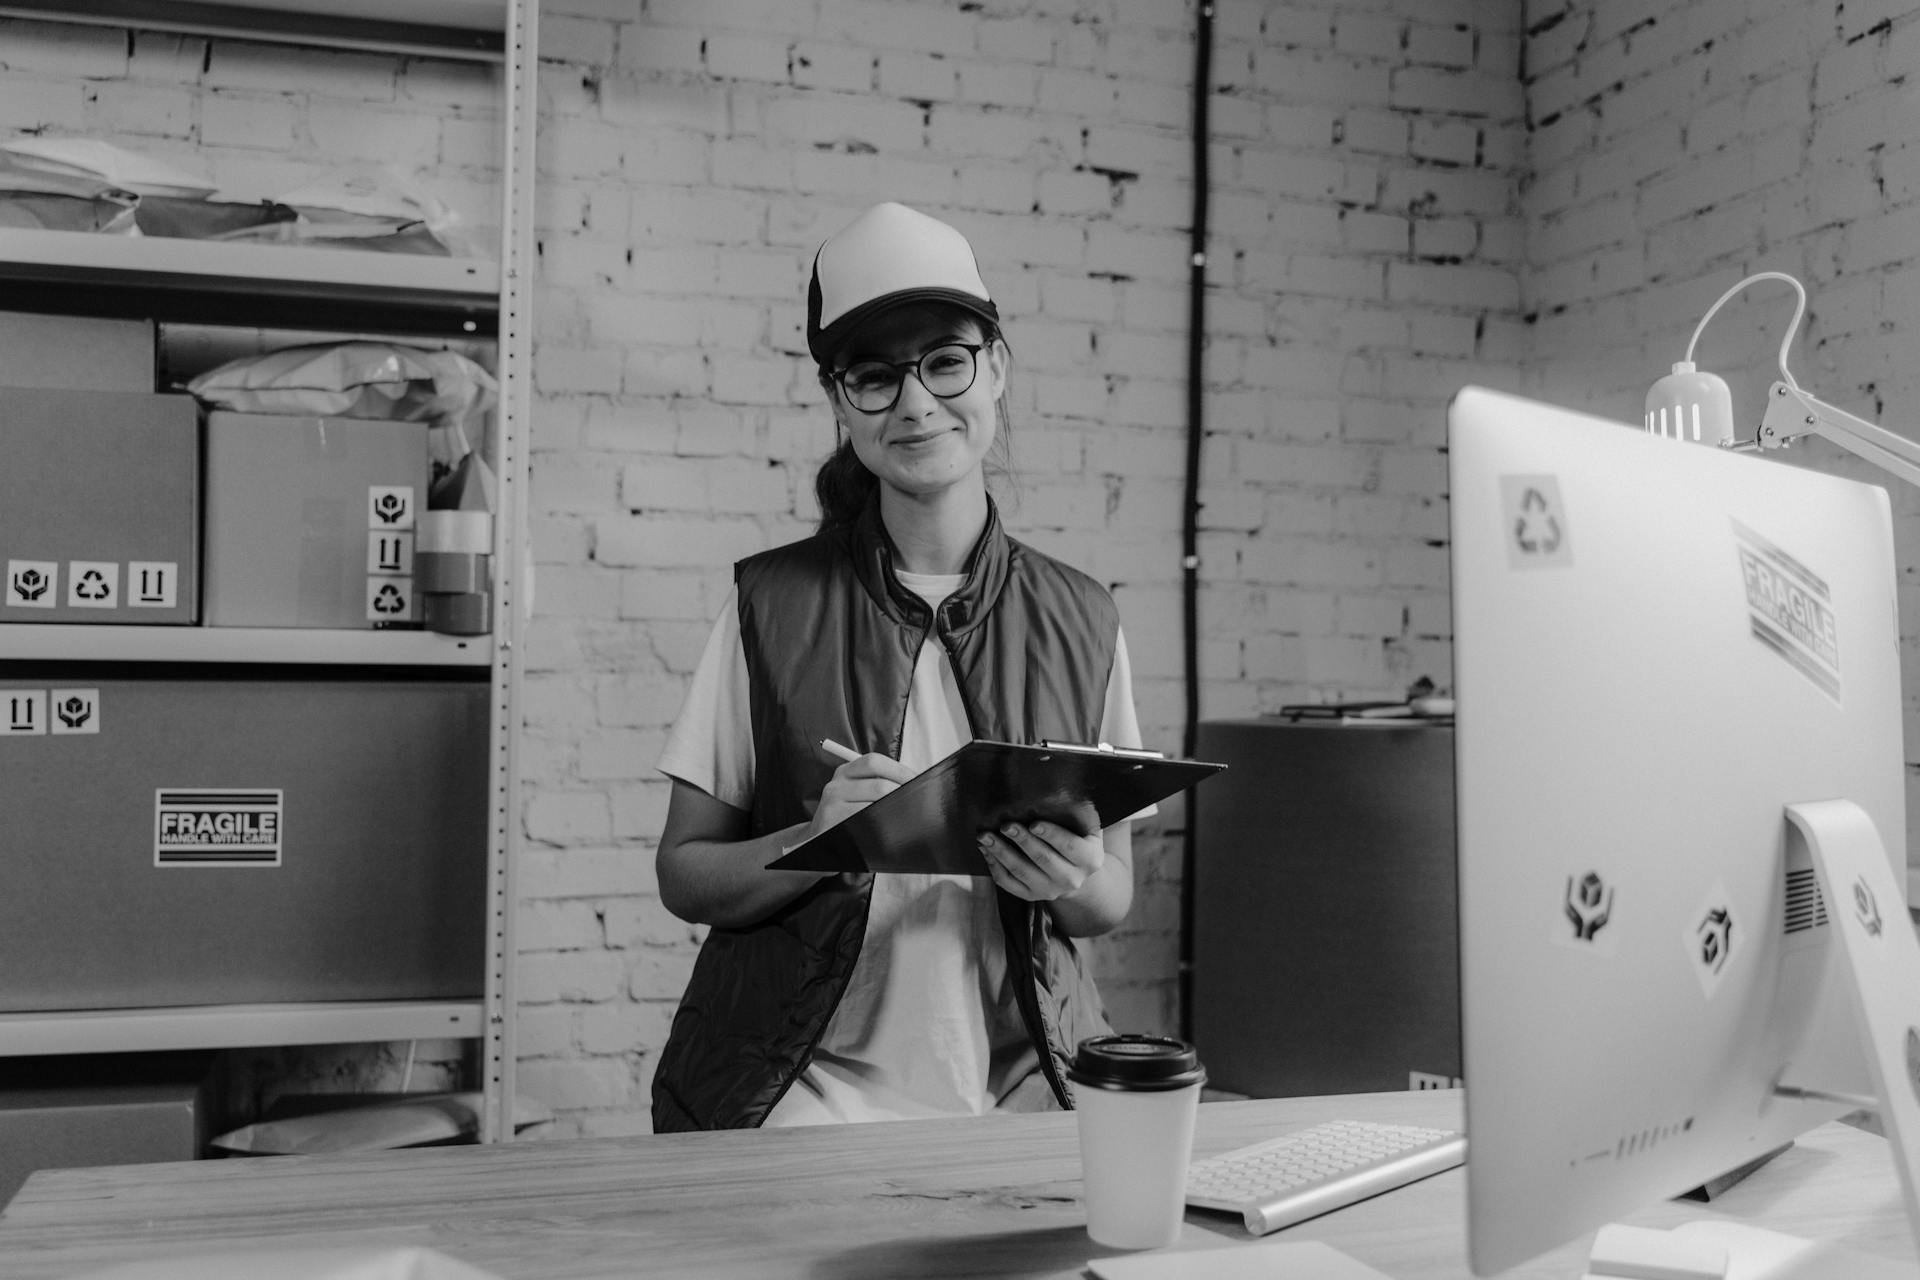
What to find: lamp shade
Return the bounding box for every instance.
[1645,361,1735,446]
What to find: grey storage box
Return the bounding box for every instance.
[0,1078,208,1207]
[0,389,199,624]
[0,310,154,391]
[0,672,487,1011]
[201,411,428,629]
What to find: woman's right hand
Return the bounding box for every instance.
[807,750,916,840]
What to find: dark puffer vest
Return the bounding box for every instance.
[650,498,1120,1132]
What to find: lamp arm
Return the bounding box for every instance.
[1757,381,1920,491]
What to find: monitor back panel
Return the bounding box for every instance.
[1449,386,1906,1272]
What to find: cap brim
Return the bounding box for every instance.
[810,288,1000,365]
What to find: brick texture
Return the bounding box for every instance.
[3,0,1911,1139]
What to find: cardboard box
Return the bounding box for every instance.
[202,411,429,628]
[0,389,199,624]
[0,1079,208,1207]
[0,674,488,1011]
[0,310,154,391]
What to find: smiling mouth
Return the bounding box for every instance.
[890,430,951,446]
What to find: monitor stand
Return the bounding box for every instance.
[1595,1221,1916,1279]
[1678,1143,1793,1203]
[1590,800,1920,1280]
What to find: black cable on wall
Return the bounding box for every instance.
[1177,0,1213,1043]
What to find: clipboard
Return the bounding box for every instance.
[766,739,1227,876]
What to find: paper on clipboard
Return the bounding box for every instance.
[766,739,1226,876]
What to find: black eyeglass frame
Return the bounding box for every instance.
[831,342,989,414]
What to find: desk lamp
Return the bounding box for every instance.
[1646,269,1920,483]
[1636,269,1920,1277]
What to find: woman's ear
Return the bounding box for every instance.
[984,336,1010,400]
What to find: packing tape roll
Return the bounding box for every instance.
[417,550,490,594]
[418,509,492,554]
[425,590,491,636]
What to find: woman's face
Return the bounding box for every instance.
[828,304,1007,501]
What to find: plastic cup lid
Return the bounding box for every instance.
[1067,1034,1206,1092]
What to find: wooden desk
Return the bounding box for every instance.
[0,1090,1911,1279]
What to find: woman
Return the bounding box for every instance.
[651,202,1151,1131]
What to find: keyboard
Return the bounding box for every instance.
[1185,1119,1467,1236]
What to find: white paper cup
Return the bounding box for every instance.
[1069,1034,1206,1250]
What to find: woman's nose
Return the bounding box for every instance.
[893,367,940,416]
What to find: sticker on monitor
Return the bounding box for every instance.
[1686,879,1738,998]
[1500,474,1573,570]
[1554,869,1619,957]
[1733,519,1840,700]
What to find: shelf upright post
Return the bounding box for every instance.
[480,0,537,1145]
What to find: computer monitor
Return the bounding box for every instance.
[1448,386,1920,1275]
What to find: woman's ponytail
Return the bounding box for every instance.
[813,436,879,534]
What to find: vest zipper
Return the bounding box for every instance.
[936,608,1076,1112]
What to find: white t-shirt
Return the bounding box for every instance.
[657,570,1151,1125]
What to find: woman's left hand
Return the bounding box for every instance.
[977,806,1105,902]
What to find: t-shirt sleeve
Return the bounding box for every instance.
[1100,626,1157,821]
[656,586,756,813]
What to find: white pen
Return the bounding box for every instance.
[819,738,862,764]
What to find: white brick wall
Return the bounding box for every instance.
[1519,0,1920,863]
[1203,5,1526,723]
[8,0,1915,1139]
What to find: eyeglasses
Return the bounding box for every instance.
[833,343,985,414]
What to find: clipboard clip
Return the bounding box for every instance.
[1037,740,1166,759]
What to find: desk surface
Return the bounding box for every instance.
[0,1090,1911,1280]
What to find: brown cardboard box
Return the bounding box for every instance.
[0,1079,209,1207]
[0,310,154,391]
[0,673,487,1011]
[0,389,199,624]
[202,411,429,628]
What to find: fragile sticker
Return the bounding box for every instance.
[368,485,416,531]
[5,560,56,608]
[48,688,99,734]
[155,789,283,867]
[1553,868,1619,957]
[1734,520,1839,700]
[1686,878,1738,998]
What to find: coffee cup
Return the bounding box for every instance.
[1068,1033,1207,1250]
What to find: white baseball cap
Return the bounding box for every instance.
[806,202,999,366]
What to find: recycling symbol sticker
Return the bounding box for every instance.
[1500,475,1573,570]
[366,578,415,623]
[67,561,119,609]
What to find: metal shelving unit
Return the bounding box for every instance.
[0,0,534,1143]
[0,624,490,665]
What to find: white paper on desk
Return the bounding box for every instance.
[1087,1238,1395,1280]
[70,1245,506,1280]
